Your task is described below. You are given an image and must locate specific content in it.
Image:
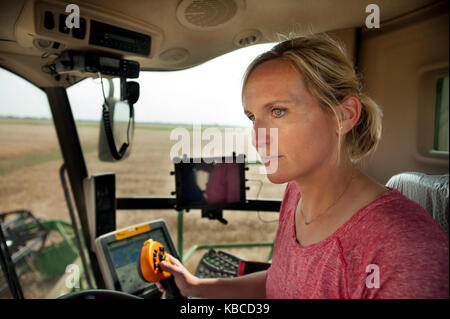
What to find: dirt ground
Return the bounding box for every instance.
[0,119,286,298]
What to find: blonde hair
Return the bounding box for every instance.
[242,34,382,163]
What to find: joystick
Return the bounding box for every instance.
[137,239,185,299]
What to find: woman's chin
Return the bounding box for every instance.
[266,171,290,184]
[263,157,294,184]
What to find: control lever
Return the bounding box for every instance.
[137,239,186,299]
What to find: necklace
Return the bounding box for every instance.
[299,168,355,226]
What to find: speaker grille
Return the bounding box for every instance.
[177,0,243,30]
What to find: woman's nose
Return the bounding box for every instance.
[251,125,272,150]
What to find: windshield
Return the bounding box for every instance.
[67,43,285,198]
[66,43,285,272]
[0,44,285,298]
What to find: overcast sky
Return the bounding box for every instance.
[0,43,274,127]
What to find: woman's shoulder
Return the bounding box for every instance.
[343,187,448,248]
[343,187,449,298]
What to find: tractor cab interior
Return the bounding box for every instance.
[0,0,448,300]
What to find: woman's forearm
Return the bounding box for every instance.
[191,270,267,299]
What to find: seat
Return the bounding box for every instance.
[386,172,449,235]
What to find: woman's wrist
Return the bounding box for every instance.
[189,277,219,298]
[187,275,204,297]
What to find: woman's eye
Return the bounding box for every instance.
[272,108,286,117]
[248,114,255,122]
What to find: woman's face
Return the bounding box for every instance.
[242,59,339,184]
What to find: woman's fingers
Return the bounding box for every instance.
[155,281,165,293]
[161,254,184,275]
[159,260,174,271]
[166,253,182,267]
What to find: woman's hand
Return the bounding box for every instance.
[155,254,199,297]
[156,254,267,299]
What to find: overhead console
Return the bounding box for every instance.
[16,0,163,59]
[88,20,151,56]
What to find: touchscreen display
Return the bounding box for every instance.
[179,162,242,206]
[107,229,167,294]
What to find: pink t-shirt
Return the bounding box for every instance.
[266,181,449,299]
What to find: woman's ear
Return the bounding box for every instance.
[336,95,362,134]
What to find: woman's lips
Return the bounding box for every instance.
[261,155,283,165]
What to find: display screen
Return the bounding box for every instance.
[99,57,120,69]
[105,33,136,44]
[95,175,115,236]
[178,162,243,207]
[107,229,168,294]
[90,20,151,55]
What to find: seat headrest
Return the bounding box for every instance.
[386,172,449,235]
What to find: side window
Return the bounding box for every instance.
[0,68,80,299]
[417,67,449,163]
[433,76,449,152]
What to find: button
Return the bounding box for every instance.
[38,39,52,48]
[59,14,70,34]
[44,11,55,30]
[72,17,86,39]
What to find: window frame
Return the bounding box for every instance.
[416,64,449,165]
[432,75,449,153]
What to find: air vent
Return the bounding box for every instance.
[233,29,262,47]
[176,0,245,31]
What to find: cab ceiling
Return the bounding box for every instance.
[0,0,439,87]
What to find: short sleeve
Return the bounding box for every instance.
[359,197,449,299]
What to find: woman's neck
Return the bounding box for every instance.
[294,159,356,223]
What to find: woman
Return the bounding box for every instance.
[157,34,449,298]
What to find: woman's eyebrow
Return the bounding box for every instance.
[262,99,294,108]
[244,99,295,114]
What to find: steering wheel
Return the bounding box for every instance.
[58,289,142,300]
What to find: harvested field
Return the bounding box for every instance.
[0,119,285,298]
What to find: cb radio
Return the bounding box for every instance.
[53,51,139,78]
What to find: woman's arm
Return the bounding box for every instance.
[158,255,267,299]
[191,270,267,299]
